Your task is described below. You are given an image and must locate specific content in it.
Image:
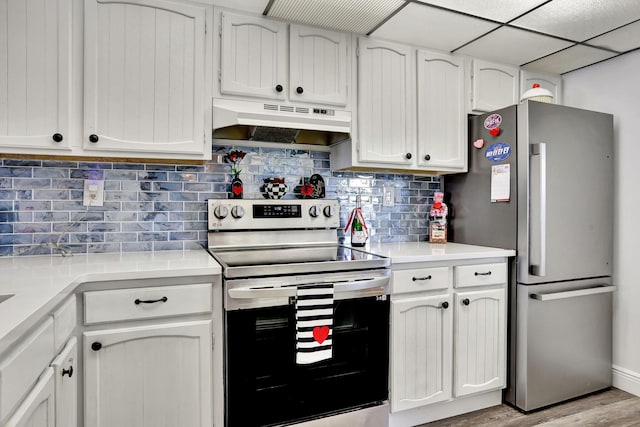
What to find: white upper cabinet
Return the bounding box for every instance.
[217,11,350,107]
[0,0,72,151]
[84,0,212,159]
[332,38,467,174]
[289,25,349,106]
[417,49,466,171]
[471,59,519,112]
[356,37,415,166]
[219,11,287,100]
[520,70,562,104]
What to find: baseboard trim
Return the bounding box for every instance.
[613,365,640,396]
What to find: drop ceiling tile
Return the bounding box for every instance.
[267,0,404,34]
[415,0,549,23]
[457,26,573,65]
[512,0,640,42]
[371,3,500,52]
[587,20,640,52]
[522,44,618,74]
[213,0,270,14]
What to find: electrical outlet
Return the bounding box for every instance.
[83,179,104,206]
[383,187,395,207]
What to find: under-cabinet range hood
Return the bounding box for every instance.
[212,98,351,145]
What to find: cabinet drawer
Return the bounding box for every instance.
[84,283,212,325]
[53,295,76,352]
[392,267,451,294]
[454,263,507,288]
[0,318,55,422]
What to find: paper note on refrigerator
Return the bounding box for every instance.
[491,164,510,202]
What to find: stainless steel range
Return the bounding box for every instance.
[207,199,391,427]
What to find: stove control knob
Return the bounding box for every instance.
[309,205,320,217]
[213,205,228,219]
[231,205,244,219]
[323,205,334,217]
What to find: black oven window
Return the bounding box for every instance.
[226,297,389,427]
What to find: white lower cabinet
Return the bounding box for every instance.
[391,293,452,412]
[454,288,506,397]
[390,261,507,423]
[83,320,212,427]
[51,338,77,427]
[3,368,55,427]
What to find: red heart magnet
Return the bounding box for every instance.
[312,326,330,344]
[489,127,501,137]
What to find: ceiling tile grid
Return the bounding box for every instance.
[413,0,550,23]
[522,44,619,74]
[371,4,500,52]
[456,26,574,65]
[263,0,640,73]
[268,0,405,35]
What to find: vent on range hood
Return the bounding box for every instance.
[212,98,351,146]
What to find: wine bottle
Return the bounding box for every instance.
[351,195,367,247]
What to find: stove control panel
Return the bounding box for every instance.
[208,199,340,230]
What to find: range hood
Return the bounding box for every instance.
[213,98,351,146]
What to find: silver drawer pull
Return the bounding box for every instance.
[134,296,168,305]
[412,275,432,281]
[474,271,492,276]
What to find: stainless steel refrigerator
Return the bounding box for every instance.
[445,100,615,412]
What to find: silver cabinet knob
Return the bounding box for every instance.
[213,205,228,219]
[231,206,244,219]
[309,205,320,217]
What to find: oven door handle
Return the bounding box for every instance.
[228,276,389,299]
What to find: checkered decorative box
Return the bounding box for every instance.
[264,182,288,199]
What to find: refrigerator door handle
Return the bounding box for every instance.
[530,285,616,301]
[530,142,547,276]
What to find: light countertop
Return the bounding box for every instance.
[0,250,221,355]
[0,243,514,354]
[366,242,516,264]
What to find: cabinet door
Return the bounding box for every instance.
[520,70,562,104]
[84,0,210,156]
[357,37,415,166]
[289,25,348,106]
[220,11,287,100]
[391,294,452,412]
[416,50,466,171]
[454,288,506,397]
[84,320,212,427]
[3,368,55,427]
[0,0,71,151]
[51,337,77,427]
[471,59,519,112]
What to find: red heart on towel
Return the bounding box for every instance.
[313,326,330,344]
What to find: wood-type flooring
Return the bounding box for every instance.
[421,388,640,426]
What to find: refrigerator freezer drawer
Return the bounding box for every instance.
[515,278,613,411]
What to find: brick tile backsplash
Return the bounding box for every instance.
[0,145,441,256]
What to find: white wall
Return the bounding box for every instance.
[563,50,640,396]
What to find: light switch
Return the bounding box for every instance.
[383,187,395,207]
[83,179,104,206]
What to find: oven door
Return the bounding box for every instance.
[225,295,389,427]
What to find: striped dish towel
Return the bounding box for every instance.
[296,283,334,365]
